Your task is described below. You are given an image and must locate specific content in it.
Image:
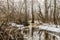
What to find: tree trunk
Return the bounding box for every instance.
[45,31,49,40]
[24,0,29,26]
[45,0,48,23]
[31,0,34,23]
[53,0,57,25]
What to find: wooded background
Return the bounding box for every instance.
[0,0,60,25]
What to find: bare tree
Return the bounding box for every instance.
[45,0,48,23]
[24,0,29,26]
[38,2,45,23]
[31,0,34,23]
[53,0,57,25]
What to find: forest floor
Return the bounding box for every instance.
[0,20,60,40]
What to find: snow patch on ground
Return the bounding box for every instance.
[8,22,24,29]
[8,22,60,40]
[39,25,60,33]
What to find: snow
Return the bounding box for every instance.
[9,22,24,29]
[38,23,60,40]
[33,31,39,40]
[9,23,16,26]
[42,23,60,28]
[42,23,57,27]
[39,25,60,33]
[9,22,60,40]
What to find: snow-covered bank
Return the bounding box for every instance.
[39,25,60,33]
[8,22,25,29]
[7,22,60,40]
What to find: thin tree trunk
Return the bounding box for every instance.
[53,0,57,25]
[53,36,55,40]
[31,0,34,23]
[24,0,29,26]
[45,31,49,40]
[45,0,48,23]
[7,0,9,22]
[38,3,45,23]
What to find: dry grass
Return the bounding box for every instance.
[0,24,24,40]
